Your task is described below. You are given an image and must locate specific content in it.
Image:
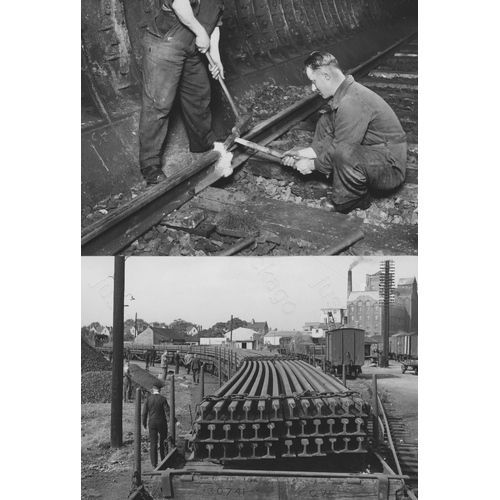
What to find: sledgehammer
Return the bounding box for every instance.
[231,137,309,167]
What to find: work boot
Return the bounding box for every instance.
[333,193,372,214]
[142,166,167,185]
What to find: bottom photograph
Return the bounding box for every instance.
[81,256,418,500]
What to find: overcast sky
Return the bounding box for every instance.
[81,256,417,331]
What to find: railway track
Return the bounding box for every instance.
[81,32,418,256]
[370,394,418,497]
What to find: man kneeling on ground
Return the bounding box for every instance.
[281,51,407,214]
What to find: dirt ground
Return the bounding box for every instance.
[81,360,417,499]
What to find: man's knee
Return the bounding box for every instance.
[332,142,358,165]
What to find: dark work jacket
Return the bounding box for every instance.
[142,393,170,427]
[191,357,202,370]
[147,0,224,39]
[313,76,407,174]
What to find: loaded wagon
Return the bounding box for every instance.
[325,328,365,378]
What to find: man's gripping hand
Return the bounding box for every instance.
[195,32,210,53]
[294,158,316,175]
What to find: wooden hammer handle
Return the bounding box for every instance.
[205,52,241,120]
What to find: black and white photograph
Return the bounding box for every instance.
[78,1,423,499]
[81,0,418,257]
[81,256,417,499]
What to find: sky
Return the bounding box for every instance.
[81,256,417,331]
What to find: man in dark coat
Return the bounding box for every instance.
[151,347,156,367]
[142,381,170,468]
[144,349,151,371]
[282,51,407,214]
[191,354,203,383]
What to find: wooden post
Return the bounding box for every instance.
[169,375,176,450]
[200,364,205,399]
[342,364,346,387]
[134,388,142,486]
[228,347,232,380]
[218,348,222,387]
[322,345,326,372]
[312,347,316,367]
[372,374,379,447]
[111,256,125,448]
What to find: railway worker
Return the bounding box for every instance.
[144,349,151,371]
[282,51,407,214]
[160,350,169,380]
[191,354,203,383]
[184,351,194,374]
[151,347,156,367]
[123,361,132,403]
[142,380,170,469]
[139,0,225,184]
[173,350,181,374]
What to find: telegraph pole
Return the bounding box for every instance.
[111,256,125,447]
[379,260,395,368]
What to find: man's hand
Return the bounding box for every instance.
[209,59,224,80]
[195,32,210,53]
[295,158,316,175]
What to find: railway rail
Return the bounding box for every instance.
[120,345,417,498]
[82,32,418,257]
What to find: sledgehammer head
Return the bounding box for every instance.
[223,114,252,150]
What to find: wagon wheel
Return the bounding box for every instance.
[401,364,406,374]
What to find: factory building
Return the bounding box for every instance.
[347,270,418,337]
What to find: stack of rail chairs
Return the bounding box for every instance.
[190,357,370,461]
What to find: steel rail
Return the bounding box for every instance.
[81,30,417,256]
[377,394,403,476]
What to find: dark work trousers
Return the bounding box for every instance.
[312,114,407,205]
[148,419,168,467]
[139,32,215,173]
[192,368,200,383]
[123,377,132,402]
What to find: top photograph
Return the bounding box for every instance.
[81,0,418,257]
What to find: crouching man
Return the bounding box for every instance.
[282,51,407,214]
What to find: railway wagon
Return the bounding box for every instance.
[325,328,365,378]
[390,332,418,361]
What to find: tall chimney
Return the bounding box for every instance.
[347,269,352,297]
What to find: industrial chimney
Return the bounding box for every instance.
[347,269,352,298]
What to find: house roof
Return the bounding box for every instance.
[264,331,305,338]
[133,326,185,345]
[251,321,268,329]
[150,327,184,340]
[304,322,323,327]
[398,277,416,286]
[347,291,379,302]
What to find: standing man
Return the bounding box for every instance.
[184,351,193,375]
[282,51,407,214]
[123,361,132,403]
[144,349,151,371]
[151,346,156,367]
[142,381,170,469]
[173,351,181,374]
[191,354,203,383]
[160,350,169,380]
[139,0,226,184]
